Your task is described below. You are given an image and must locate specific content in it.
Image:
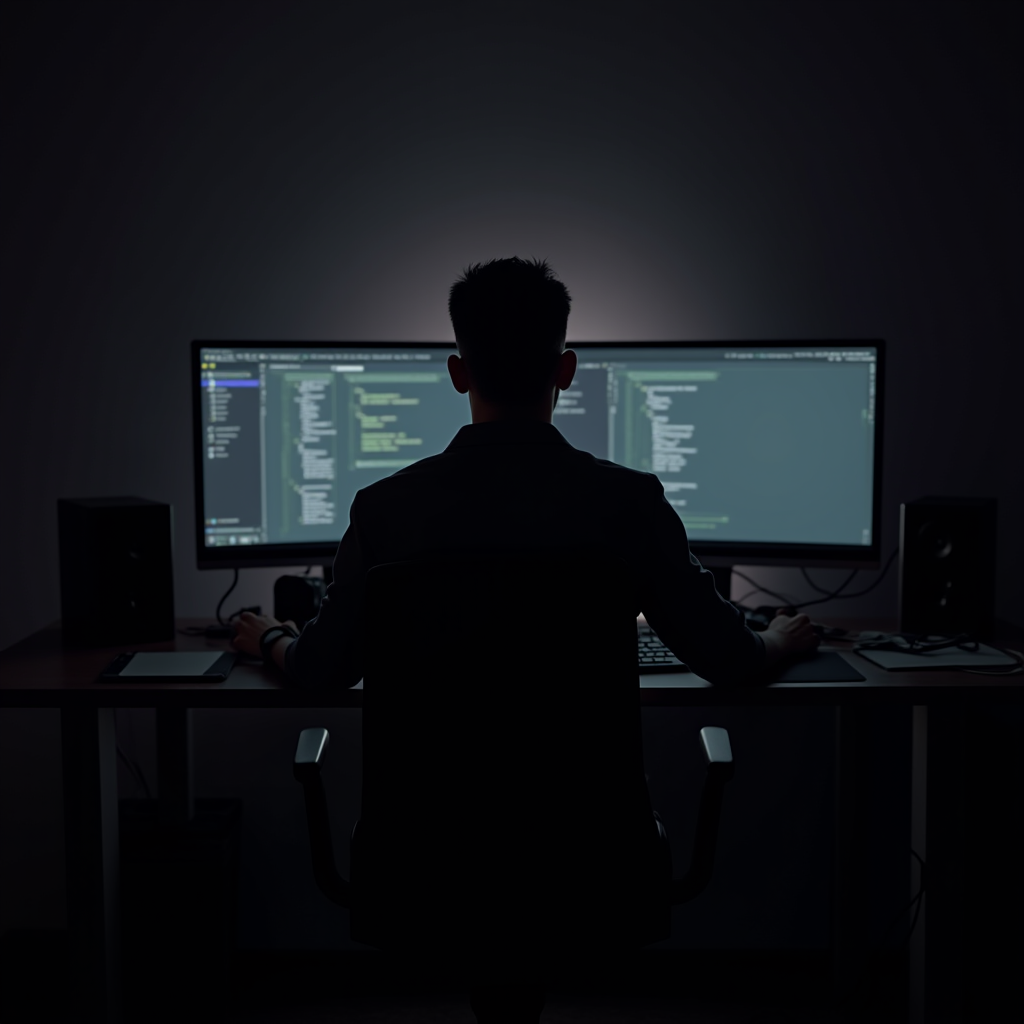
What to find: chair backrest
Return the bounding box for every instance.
[353,550,659,953]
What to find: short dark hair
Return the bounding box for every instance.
[448,257,572,407]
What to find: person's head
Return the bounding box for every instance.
[447,257,576,421]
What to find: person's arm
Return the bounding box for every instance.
[232,613,297,671]
[267,632,296,672]
[759,612,820,671]
[635,474,816,683]
[283,494,369,687]
[230,495,369,687]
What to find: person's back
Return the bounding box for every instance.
[237,256,817,684]
[233,255,819,1023]
[340,417,765,683]
[351,417,666,561]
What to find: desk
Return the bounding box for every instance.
[2,618,1022,1024]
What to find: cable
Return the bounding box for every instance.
[904,849,926,945]
[732,588,766,608]
[852,635,1023,675]
[116,744,152,799]
[834,847,926,1011]
[868,848,926,953]
[216,568,239,626]
[731,572,798,610]
[800,567,836,596]
[800,565,858,598]
[178,568,250,637]
[731,547,899,613]
[855,632,978,654]
[846,637,1023,672]
[960,644,1024,675]
[801,547,900,605]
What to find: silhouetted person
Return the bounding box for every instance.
[234,256,818,1022]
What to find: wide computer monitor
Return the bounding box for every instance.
[191,340,884,573]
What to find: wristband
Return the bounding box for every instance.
[260,624,299,667]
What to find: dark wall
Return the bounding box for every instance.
[2,0,1021,641]
[1,0,1020,949]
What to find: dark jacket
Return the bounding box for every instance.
[286,419,764,686]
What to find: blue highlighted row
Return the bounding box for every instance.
[202,379,260,387]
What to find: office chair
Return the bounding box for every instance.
[292,552,735,1014]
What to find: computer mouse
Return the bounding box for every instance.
[744,608,772,631]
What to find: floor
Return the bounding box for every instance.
[1,933,910,1023]
[229,949,908,1024]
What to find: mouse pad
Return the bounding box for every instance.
[772,651,865,683]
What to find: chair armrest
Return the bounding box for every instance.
[294,726,330,781]
[293,728,351,908]
[671,726,734,905]
[700,725,735,781]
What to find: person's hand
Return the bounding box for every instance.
[231,612,298,658]
[764,611,820,655]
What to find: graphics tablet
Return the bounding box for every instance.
[99,652,236,683]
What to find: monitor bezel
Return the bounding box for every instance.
[191,340,458,570]
[191,339,885,571]
[569,340,886,570]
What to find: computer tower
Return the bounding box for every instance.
[898,497,997,640]
[58,497,175,647]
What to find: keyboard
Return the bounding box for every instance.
[638,624,688,673]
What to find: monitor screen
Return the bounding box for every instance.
[192,340,883,569]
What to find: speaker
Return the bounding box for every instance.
[58,497,175,647]
[899,497,997,640]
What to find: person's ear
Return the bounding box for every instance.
[555,348,577,391]
[448,353,470,395]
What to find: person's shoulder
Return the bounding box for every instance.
[555,449,666,509]
[353,445,663,502]
[350,451,451,501]
[390,451,451,478]
[583,453,664,492]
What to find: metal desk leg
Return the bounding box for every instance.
[833,704,871,996]
[910,704,966,1024]
[61,707,121,1024]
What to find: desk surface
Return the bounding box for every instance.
[1,618,1021,708]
